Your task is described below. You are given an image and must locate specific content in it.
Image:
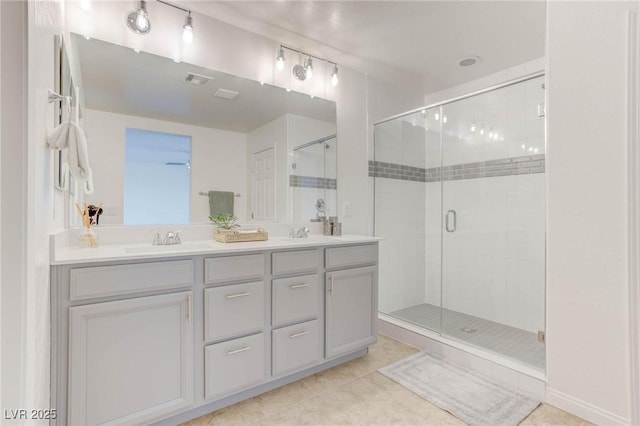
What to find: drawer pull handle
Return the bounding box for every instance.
[290,283,310,289]
[226,346,251,355]
[226,292,251,299]
[290,331,310,339]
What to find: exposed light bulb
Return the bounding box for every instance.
[276,47,285,71]
[182,13,193,44]
[304,57,313,80]
[331,64,339,87]
[136,5,149,32]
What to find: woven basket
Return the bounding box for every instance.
[214,228,268,243]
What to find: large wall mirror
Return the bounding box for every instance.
[67,33,337,227]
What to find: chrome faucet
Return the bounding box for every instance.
[289,227,310,238]
[153,231,182,245]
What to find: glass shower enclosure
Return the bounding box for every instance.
[290,135,337,228]
[374,75,546,371]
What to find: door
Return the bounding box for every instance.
[251,147,275,221]
[325,266,377,358]
[68,291,194,425]
[440,75,546,369]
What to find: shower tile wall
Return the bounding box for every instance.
[375,119,438,314]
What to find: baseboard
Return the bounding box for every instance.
[546,387,630,426]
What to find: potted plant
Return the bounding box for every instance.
[209,213,240,232]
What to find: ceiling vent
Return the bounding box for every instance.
[213,88,240,100]
[184,72,213,86]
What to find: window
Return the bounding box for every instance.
[124,128,192,225]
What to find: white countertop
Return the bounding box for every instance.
[51,235,380,265]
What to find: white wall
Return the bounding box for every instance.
[0,0,28,417]
[84,109,247,225]
[1,0,65,422]
[546,1,636,424]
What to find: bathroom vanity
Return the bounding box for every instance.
[49,236,378,425]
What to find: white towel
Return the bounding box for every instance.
[47,121,94,193]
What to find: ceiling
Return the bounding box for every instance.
[182,1,546,94]
[73,34,336,133]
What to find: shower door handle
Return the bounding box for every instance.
[445,210,457,232]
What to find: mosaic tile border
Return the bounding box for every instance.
[289,175,338,189]
[369,155,545,182]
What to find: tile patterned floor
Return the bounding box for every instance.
[182,334,589,426]
[390,303,545,371]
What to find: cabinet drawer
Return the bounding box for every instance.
[272,319,322,377]
[272,249,320,276]
[204,281,264,342]
[205,333,265,400]
[204,254,264,285]
[69,260,193,301]
[325,244,377,269]
[272,274,320,327]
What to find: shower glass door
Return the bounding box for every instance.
[374,108,443,333]
[440,76,546,370]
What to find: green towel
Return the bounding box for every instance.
[208,191,234,217]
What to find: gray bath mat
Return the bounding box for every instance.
[379,352,540,426]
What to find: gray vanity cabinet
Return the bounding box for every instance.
[68,291,194,426]
[325,245,378,358]
[51,241,378,425]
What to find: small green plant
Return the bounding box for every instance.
[209,213,240,230]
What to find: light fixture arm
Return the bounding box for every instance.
[156,0,190,14]
[279,44,338,69]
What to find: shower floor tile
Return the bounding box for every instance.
[389,303,545,371]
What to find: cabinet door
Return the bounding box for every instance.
[68,291,194,426]
[325,266,377,358]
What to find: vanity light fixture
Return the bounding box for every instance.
[277,44,339,86]
[127,0,151,35]
[127,0,195,44]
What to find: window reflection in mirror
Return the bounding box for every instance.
[124,129,192,225]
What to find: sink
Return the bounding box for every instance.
[124,242,212,254]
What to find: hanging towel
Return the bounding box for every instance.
[47,120,94,194]
[208,191,234,217]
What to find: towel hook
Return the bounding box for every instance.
[48,89,72,121]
